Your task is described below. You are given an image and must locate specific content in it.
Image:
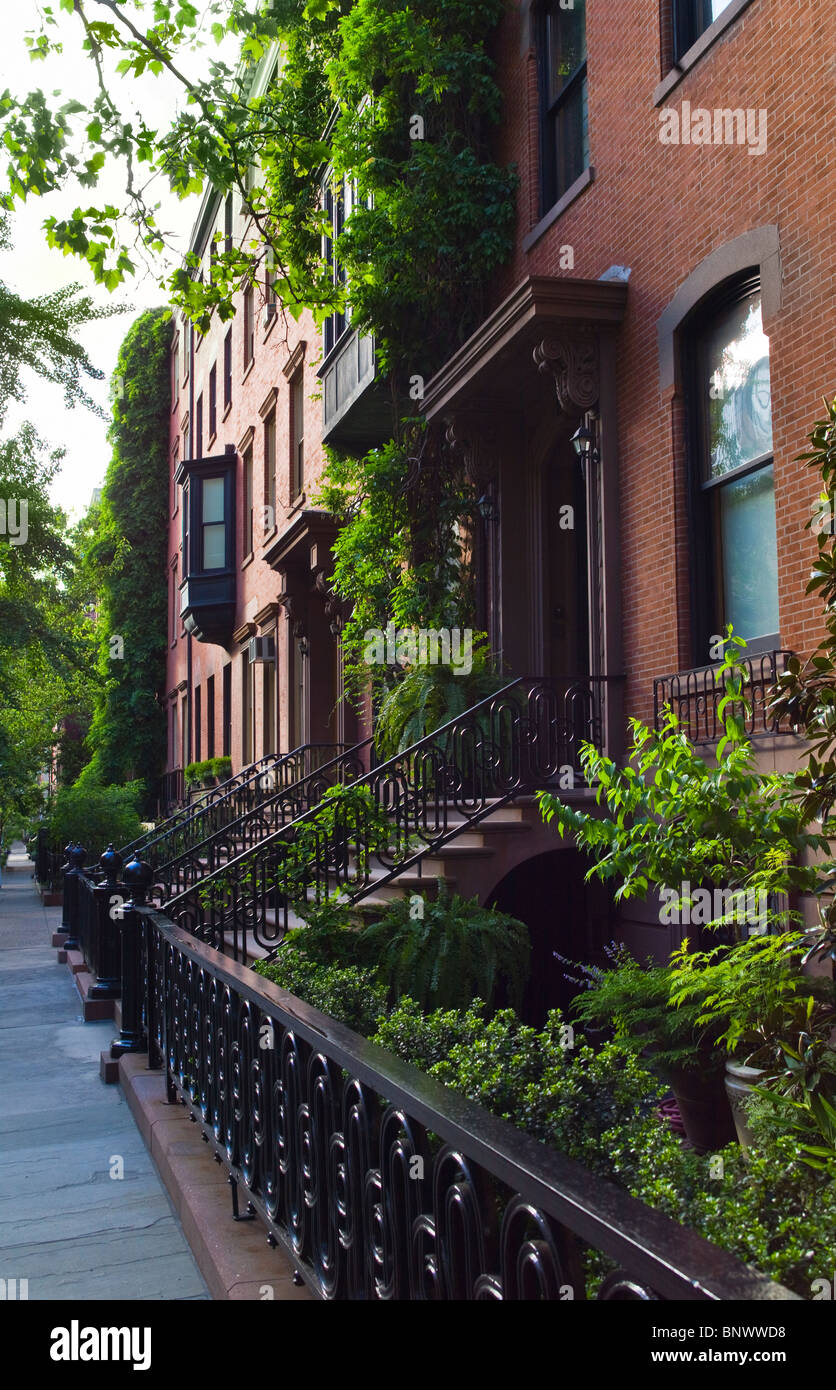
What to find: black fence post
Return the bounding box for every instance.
[110,856,153,1058]
[61,845,87,950]
[88,845,124,1001]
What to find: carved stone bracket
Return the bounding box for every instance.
[533,329,600,415]
[314,570,349,637]
[277,589,307,642]
[444,410,504,491]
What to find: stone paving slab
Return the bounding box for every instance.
[0,844,210,1301]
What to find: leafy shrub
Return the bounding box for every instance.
[426,1008,665,1160]
[372,997,491,1071]
[210,757,232,781]
[45,779,144,861]
[565,942,729,1078]
[356,879,530,1012]
[254,954,388,1038]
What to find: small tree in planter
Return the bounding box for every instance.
[770,395,836,960]
[538,635,833,1148]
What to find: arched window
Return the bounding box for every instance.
[537,0,588,212]
[685,276,779,654]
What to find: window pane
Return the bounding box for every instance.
[719,465,779,639]
[203,476,225,524]
[704,293,773,478]
[547,0,587,104]
[554,74,588,200]
[203,523,226,570]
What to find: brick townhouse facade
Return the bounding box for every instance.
[165,0,835,1006]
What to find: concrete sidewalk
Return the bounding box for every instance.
[0,841,209,1300]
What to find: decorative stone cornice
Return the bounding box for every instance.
[258,386,279,420]
[282,340,307,380]
[533,329,600,414]
[231,621,257,646]
[253,602,280,630]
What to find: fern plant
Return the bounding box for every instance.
[355,879,530,1012]
[373,633,507,759]
[566,943,729,1077]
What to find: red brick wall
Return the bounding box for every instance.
[167,200,330,774]
[489,0,836,723]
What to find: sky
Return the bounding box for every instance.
[0,4,228,518]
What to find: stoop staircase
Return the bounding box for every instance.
[150,674,612,966]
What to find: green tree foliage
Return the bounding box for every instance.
[81,308,171,806]
[0,2,517,686]
[0,426,98,835]
[0,214,118,424]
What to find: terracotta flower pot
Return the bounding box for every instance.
[724,1061,766,1150]
[666,1065,737,1153]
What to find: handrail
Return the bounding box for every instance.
[164,674,611,956]
[120,751,283,858]
[123,745,345,865]
[149,738,373,902]
[140,905,798,1302]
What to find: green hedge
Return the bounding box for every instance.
[254,945,836,1298]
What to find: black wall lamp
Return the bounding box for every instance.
[571,425,599,482]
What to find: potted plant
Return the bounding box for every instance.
[210,756,232,784]
[669,933,836,1148]
[567,943,736,1151]
[184,762,202,788]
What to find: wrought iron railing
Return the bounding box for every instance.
[33,826,65,892]
[122,745,347,866]
[164,675,610,961]
[148,740,372,906]
[135,905,796,1302]
[653,650,795,743]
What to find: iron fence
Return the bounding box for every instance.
[653,651,796,743]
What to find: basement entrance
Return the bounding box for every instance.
[488,848,601,1028]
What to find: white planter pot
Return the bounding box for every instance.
[724,1061,766,1150]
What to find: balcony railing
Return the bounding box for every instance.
[319,328,391,450]
[653,650,796,743]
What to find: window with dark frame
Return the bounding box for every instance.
[685,275,779,657]
[195,393,204,459]
[208,363,217,442]
[243,283,255,369]
[200,474,228,571]
[207,673,215,759]
[172,338,179,404]
[224,193,233,256]
[537,0,588,213]
[323,175,349,357]
[243,444,254,557]
[672,0,735,64]
[195,684,202,763]
[223,329,233,409]
[222,663,232,758]
[264,408,277,528]
[170,559,178,644]
[291,374,304,499]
